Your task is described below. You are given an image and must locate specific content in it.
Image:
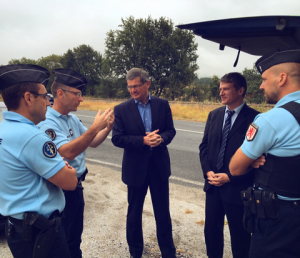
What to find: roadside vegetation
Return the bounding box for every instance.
[79,97,272,123]
[0,95,272,123]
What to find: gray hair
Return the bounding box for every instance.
[126,68,149,83]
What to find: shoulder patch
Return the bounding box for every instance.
[43,142,57,158]
[45,129,56,140]
[246,123,258,141]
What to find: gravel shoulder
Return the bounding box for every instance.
[0,163,232,258]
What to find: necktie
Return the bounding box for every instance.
[216,110,235,170]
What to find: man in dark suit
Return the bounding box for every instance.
[199,72,259,258]
[111,68,177,258]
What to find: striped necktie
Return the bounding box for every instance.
[216,110,235,170]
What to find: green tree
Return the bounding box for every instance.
[8,55,63,91]
[105,16,199,99]
[8,57,37,65]
[208,75,220,101]
[37,55,63,91]
[198,77,212,85]
[61,45,103,95]
[37,54,62,71]
[243,64,264,103]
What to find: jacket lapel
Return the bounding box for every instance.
[150,96,159,131]
[227,104,248,140]
[216,106,226,148]
[129,99,145,133]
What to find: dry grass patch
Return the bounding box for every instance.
[78,97,121,111]
[195,220,205,225]
[77,99,273,122]
[185,209,194,214]
[170,103,222,122]
[176,249,186,254]
[0,94,273,123]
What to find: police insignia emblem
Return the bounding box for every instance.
[43,142,57,158]
[246,123,258,141]
[45,129,56,140]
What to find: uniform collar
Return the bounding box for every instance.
[275,91,300,108]
[3,111,34,125]
[47,106,72,119]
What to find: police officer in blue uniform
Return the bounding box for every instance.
[0,64,78,258]
[230,48,300,258]
[38,69,114,258]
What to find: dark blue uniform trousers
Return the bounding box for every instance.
[63,186,85,258]
[126,159,176,258]
[5,218,70,258]
[250,203,300,258]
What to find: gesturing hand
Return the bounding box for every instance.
[93,108,113,132]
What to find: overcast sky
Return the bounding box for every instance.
[1,0,299,77]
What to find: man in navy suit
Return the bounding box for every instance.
[112,68,176,258]
[199,72,259,258]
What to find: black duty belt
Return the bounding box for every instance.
[9,210,63,228]
[277,199,300,207]
[77,168,88,185]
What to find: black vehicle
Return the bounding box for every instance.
[177,16,300,64]
[49,93,54,107]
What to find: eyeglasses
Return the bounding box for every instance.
[62,89,82,97]
[30,92,51,101]
[126,82,145,90]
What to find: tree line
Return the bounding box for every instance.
[186,65,264,104]
[2,16,264,103]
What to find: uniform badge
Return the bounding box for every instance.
[43,142,57,158]
[246,123,258,141]
[45,129,56,140]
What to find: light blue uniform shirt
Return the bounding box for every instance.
[0,112,66,219]
[241,91,300,200]
[38,107,88,177]
[135,95,152,132]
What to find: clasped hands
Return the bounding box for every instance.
[143,129,163,147]
[207,171,229,187]
[207,154,266,187]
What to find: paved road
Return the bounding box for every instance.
[75,110,205,188]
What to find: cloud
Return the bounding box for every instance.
[0,0,299,77]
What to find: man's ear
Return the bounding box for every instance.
[146,80,151,89]
[238,87,245,96]
[56,89,64,98]
[278,72,288,87]
[23,92,33,106]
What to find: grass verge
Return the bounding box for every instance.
[78,98,272,123]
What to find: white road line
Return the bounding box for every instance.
[86,158,122,168]
[85,158,203,187]
[76,114,95,118]
[170,176,203,187]
[176,128,203,134]
[76,114,203,134]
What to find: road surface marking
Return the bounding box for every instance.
[76,114,203,134]
[86,158,203,187]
